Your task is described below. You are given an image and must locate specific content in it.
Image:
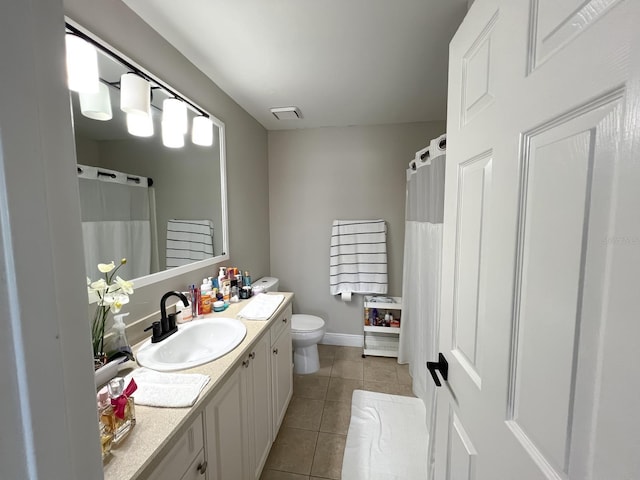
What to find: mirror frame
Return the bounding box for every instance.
[66,18,229,291]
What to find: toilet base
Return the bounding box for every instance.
[293,344,320,374]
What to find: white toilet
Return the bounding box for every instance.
[254,277,326,374]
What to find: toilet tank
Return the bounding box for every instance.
[253,276,279,292]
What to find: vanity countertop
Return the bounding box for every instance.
[102,292,294,480]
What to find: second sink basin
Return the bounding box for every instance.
[136,317,247,372]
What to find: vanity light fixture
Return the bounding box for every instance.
[163,98,188,134]
[192,115,213,146]
[120,73,151,117]
[161,120,184,148]
[79,82,113,121]
[65,34,99,93]
[126,112,154,137]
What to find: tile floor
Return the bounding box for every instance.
[260,345,414,480]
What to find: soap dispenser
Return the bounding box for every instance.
[108,313,135,363]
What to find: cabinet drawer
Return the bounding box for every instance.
[270,304,292,345]
[180,449,206,480]
[148,413,204,480]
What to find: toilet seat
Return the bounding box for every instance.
[291,314,325,333]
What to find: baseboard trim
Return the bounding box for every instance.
[321,333,363,348]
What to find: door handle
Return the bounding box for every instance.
[427,353,448,387]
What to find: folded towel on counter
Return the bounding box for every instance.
[237,294,285,321]
[125,368,210,408]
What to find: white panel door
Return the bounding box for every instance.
[434,1,640,479]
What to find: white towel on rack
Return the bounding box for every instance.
[125,368,210,408]
[330,219,388,296]
[166,219,214,268]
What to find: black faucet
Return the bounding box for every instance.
[144,291,190,343]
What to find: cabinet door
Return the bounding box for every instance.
[205,365,249,480]
[271,327,292,439]
[179,450,206,480]
[245,334,273,480]
[147,414,204,480]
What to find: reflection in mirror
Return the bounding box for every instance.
[66,22,228,285]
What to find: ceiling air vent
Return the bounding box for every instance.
[270,106,302,120]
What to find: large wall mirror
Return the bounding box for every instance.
[66,20,229,289]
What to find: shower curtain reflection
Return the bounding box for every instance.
[78,165,157,279]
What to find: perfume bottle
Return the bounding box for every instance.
[107,377,137,445]
[96,387,114,460]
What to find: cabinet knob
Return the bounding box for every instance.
[197,461,208,475]
[249,351,256,360]
[242,360,250,368]
[282,317,287,323]
[273,348,279,355]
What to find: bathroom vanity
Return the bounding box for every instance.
[103,293,293,480]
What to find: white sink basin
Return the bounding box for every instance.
[136,318,247,372]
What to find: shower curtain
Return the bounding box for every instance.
[398,134,446,464]
[78,165,156,280]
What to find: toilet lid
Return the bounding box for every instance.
[291,314,325,332]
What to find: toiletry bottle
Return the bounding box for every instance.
[109,313,134,363]
[176,293,192,323]
[243,270,252,288]
[97,387,114,460]
[200,279,212,314]
[230,279,239,302]
[108,377,137,445]
[218,267,226,287]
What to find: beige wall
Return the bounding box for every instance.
[268,122,445,336]
[65,0,270,337]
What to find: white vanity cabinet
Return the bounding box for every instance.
[147,413,206,480]
[205,364,249,480]
[243,332,273,480]
[270,304,293,437]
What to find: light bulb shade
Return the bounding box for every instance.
[192,116,214,146]
[162,121,184,148]
[65,35,99,93]
[162,98,188,134]
[120,73,151,116]
[127,112,154,137]
[79,82,112,121]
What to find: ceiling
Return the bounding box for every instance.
[122,0,468,130]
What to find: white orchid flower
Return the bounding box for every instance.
[106,293,130,313]
[98,262,115,273]
[115,276,134,295]
[89,278,107,293]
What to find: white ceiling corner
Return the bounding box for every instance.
[123,0,468,130]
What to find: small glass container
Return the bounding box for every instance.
[107,377,136,445]
[96,387,114,460]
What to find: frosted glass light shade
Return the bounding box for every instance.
[65,35,99,93]
[162,121,184,148]
[120,73,151,116]
[127,112,154,137]
[79,82,112,121]
[162,98,188,134]
[192,116,214,146]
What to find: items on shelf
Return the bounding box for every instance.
[363,296,403,358]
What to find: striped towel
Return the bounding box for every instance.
[166,219,214,268]
[330,219,388,296]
